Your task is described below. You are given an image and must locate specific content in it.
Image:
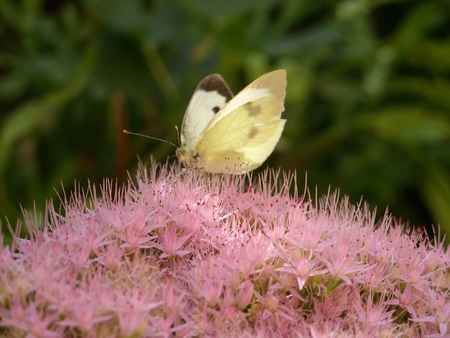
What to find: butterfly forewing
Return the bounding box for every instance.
[195,94,286,173]
[180,74,233,152]
[198,69,286,139]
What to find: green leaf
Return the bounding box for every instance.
[420,164,450,244]
[0,45,98,174]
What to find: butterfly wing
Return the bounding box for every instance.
[180,74,233,152]
[194,70,286,173]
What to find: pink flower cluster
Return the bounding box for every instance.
[1,163,449,337]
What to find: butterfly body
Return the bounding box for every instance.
[176,69,286,174]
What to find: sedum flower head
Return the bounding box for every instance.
[1,163,449,337]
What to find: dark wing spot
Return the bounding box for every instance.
[244,102,262,117]
[198,74,233,102]
[213,106,220,113]
[248,126,259,139]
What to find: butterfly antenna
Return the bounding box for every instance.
[174,126,181,145]
[123,130,177,148]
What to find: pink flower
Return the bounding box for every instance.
[412,289,450,337]
[0,162,449,336]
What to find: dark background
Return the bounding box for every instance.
[1,0,449,246]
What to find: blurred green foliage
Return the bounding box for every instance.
[1,0,449,245]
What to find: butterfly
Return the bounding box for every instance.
[176,69,286,174]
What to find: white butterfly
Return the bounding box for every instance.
[176,69,286,174]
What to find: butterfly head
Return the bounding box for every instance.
[175,147,198,169]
